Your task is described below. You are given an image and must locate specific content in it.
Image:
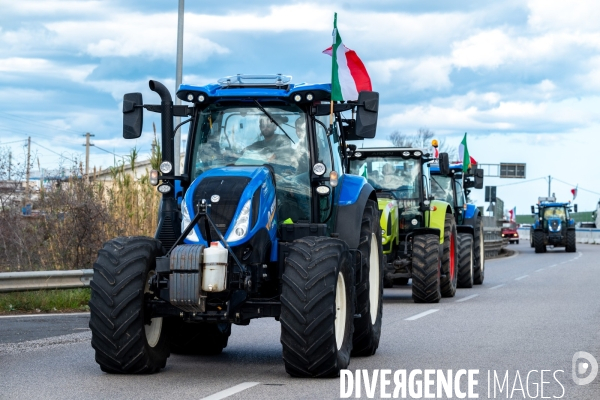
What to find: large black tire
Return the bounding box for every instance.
[352,199,384,357]
[566,230,576,253]
[440,214,458,297]
[411,234,441,303]
[473,216,485,285]
[167,320,231,355]
[457,233,474,288]
[533,231,546,253]
[530,229,534,248]
[89,236,169,374]
[280,237,355,378]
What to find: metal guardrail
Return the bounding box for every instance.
[483,227,508,258]
[1,232,509,293]
[0,269,93,293]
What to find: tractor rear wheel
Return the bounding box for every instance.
[530,230,534,248]
[440,214,458,297]
[352,199,384,357]
[280,237,355,377]
[89,236,169,374]
[457,233,474,288]
[566,230,577,253]
[533,231,546,253]
[411,234,441,303]
[168,320,231,355]
[473,216,485,285]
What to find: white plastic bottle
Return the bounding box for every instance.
[202,242,228,292]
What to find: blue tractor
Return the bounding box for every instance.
[430,163,485,287]
[531,197,577,253]
[88,75,384,377]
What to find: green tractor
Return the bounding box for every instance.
[347,148,458,303]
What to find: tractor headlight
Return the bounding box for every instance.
[181,201,199,242]
[160,161,172,174]
[227,200,251,242]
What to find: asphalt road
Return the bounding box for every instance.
[1,242,599,399]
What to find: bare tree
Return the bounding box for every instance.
[388,131,413,148]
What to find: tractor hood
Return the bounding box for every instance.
[181,166,277,247]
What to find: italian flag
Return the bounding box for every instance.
[458,132,476,173]
[323,13,372,101]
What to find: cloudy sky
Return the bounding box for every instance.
[1,0,600,215]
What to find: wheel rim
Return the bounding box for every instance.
[369,233,380,325]
[334,272,347,351]
[449,232,456,279]
[144,271,163,348]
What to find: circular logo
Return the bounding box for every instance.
[210,195,220,203]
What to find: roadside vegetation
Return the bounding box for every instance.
[0,288,91,314]
[0,136,162,273]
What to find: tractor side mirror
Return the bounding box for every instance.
[123,92,143,139]
[439,152,450,176]
[531,205,535,214]
[474,168,484,189]
[574,204,578,213]
[354,91,379,139]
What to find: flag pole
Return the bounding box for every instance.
[329,13,337,131]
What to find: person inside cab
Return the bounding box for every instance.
[245,115,291,154]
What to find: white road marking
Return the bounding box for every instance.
[549,264,557,268]
[489,284,506,290]
[0,312,90,319]
[73,328,90,330]
[456,294,479,303]
[515,275,529,281]
[201,382,260,400]
[405,309,439,321]
[535,268,545,272]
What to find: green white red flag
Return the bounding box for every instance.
[459,132,476,172]
[323,13,371,101]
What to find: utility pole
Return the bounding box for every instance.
[25,136,31,199]
[7,151,11,181]
[548,175,551,197]
[174,0,185,175]
[82,132,95,181]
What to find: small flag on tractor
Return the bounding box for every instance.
[323,13,372,102]
[458,133,471,173]
[571,185,578,200]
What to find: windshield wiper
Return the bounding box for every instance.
[253,100,295,144]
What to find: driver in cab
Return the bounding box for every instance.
[245,116,291,155]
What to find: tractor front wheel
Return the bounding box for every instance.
[411,234,441,303]
[89,236,169,374]
[457,233,474,288]
[533,231,546,253]
[352,199,384,357]
[566,230,576,253]
[473,216,485,285]
[280,237,355,377]
[440,215,458,297]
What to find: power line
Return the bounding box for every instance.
[496,176,546,187]
[30,140,77,163]
[0,111,84,136]
[552,177,600,196]
[0,139,28,145]
[93,145,127,158]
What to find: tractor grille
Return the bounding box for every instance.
[549,219,560,232]
[193,176,250,240]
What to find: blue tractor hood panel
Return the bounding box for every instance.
[177,82,331,101]
[182,166,278,252]
[464,204,478,220]
[430,163,464,174]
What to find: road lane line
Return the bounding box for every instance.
[405,309,439,321]
[0,312,90,319]
[201,382,260,400]
[549,264,557,268]
[515,275,529,281]
[456,294,479,303]
[535,268,545,272]
[489,284,505,290]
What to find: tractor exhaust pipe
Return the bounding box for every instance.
[149,80,175,174]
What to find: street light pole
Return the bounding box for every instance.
[174,0,184,175]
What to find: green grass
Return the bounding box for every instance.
[0,288,90,314]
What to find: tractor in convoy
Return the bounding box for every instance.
[429,163,485,287]
[347,148,458,303]
[530,196,577,253]
[88,75,385,377]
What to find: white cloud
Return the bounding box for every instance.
[0,57,95,82]
[368,57,452,91]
